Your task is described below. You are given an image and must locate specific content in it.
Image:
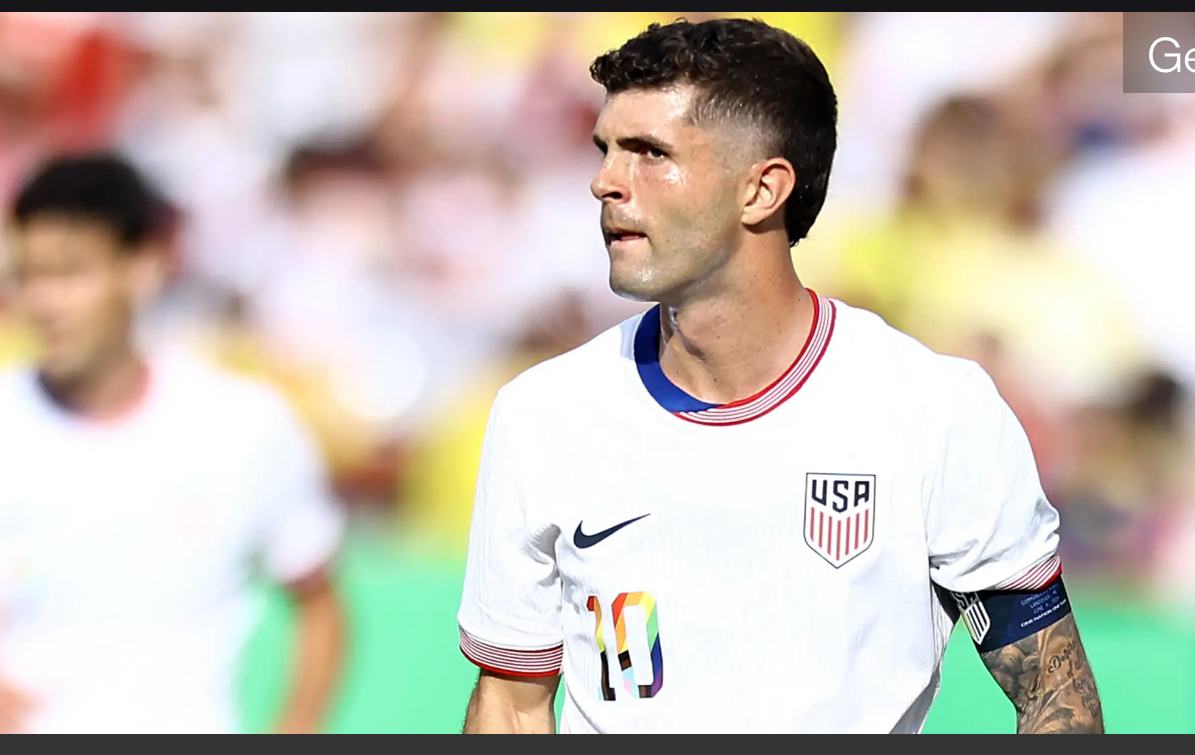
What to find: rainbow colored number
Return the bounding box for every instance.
[586,595,616,700]
[586,591,664,700]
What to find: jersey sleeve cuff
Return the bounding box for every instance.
[990,553,1062,591]
[459,626,563,678]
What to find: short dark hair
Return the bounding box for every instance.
[1125,368,1186,434]
[282,138,390,197]
[11,152,164,248]
[590,18,837,246]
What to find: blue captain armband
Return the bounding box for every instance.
[949,576,1072,654]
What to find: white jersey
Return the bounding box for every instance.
[0,350,345,734]
[457,292,1060,734]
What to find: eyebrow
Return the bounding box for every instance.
[592,133,675,155]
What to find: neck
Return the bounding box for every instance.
[658,245,813,405]
[40,344,149,421]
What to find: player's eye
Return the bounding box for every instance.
[645,146,667,159]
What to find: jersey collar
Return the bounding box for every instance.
[634,290,836,426]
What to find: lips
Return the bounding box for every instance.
[603,226,647,246]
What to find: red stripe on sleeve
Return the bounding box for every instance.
[459,627,563,678]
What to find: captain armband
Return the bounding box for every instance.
[949,576,1072,654]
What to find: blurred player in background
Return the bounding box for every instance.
[0,153,346,734]
[457,18,1103,733]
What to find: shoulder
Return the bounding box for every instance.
[824,297,994,405]
[0,366,37,417]
[492,312,642,423]
[0,368,42,460]
[0,365,32,396]
[154,349,303,438]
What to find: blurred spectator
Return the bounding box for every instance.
[828,12,1069,218]
[399,287,610,554]
[0,153,347,733]
[1036,12,1164,157]
[0,13,141,158]
[114,20,276,299]
[1046,92,1195,396]
[230,139,445,506]
[810,95,1147,412]
[1055,370,1190,586]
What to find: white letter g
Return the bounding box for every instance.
[1150,37,1181,73]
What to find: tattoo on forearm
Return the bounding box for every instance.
[980,614,1104,734]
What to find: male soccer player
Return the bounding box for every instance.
[0,154,346,734]
[457,19,1104,734]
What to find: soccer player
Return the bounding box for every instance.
[0,154,347,734]
[457,19,1104,734]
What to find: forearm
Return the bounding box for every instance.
[277,585,347,733]
[462,673,557,734]
[981,614,1104,734]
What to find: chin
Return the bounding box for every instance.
[608,271,664,303]
[38,351,91,386]
[609,284,658,304]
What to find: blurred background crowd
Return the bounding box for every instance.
[1,12,1193,732]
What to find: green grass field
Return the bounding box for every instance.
[239,533,1195,733]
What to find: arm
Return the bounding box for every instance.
[253,394,349,734]
[981,613,1104,734]
[926,363,1101,732]
[463,670,559,734]
[0,681,35,734]
[274,569,347,734]
[456,388,566,730]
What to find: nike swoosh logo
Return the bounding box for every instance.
[573,514,650,549]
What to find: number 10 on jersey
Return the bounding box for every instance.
[586,592,664,700]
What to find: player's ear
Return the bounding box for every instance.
[126,244,169,308]
[741,157,796,230]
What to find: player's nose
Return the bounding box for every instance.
[590,156,628,203]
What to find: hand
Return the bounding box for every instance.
[0,679,35,734]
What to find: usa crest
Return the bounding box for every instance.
[803,473,876,568]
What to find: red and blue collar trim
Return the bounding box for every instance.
[634,291,836,426]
